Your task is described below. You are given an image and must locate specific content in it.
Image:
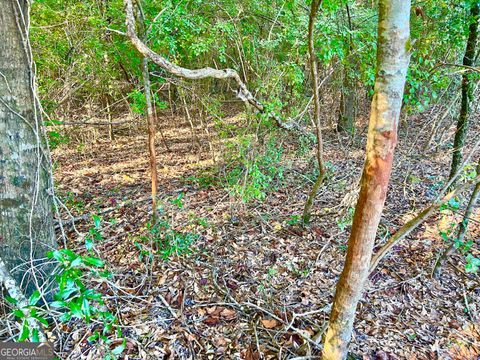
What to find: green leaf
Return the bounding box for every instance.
[85,237,94,251]
[50,301,66,308]
[28,290,40,306]
[31,328,40,343]
[92,214,102,229]
[32,315,49,327]
[87,332,99,342]
[13,309,25,318]
[5,295,18,305]
[18,320,30,341]
[71,257,83,267]
[83,256,104,268]
[111,340,126,355]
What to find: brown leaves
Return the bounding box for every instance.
[241,344,260,360]
[260,318,279,329]
[201,306,237,326]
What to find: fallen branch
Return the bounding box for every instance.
[123,0,305,133]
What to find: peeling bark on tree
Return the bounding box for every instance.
[322,1,411,358]
[0,0,56,295]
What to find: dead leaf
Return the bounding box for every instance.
[204,316,220,326]
[220,308,237,320]
[261,318,278,329]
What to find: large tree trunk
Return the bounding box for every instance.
[448,2,479,185]
[0,1,56,295]
[322,1,411,358]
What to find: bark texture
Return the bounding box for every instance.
[0,0,56,294]
[448,2,479,184]
[322,1,411,358]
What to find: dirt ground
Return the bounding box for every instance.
[50,108,480,359]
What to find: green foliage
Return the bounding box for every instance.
[128,89,168,115]
[10,245,119,350]
[337,207,354,232]
[135,198,198,261]
[223,134,284,202]
[45,119,68,149]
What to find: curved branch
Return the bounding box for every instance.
[123,0,304,132]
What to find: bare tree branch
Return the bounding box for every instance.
[123,0,305,133]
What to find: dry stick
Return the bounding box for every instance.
[302,0,326,224]
[432,162,480,278]
[369,140,480,273]
[0,258,47,342]
[123,0,304,134]
[55,195,151,228]
[106,96,114,141]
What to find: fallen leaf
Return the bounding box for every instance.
[261,318,278,329]
[220,308,237,320]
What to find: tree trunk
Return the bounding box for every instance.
[302,0,326,224]
[322,1,411,358]
[448,2,479,185]
[337,76,356,136]
[134,1,159,225]
[142,57,159,225]
[0,0,56,295]
[337,4,356,137]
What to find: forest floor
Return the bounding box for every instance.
[51,108,480,360]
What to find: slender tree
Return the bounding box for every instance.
[448,1,479,185]
[0,0,56,294]
[322,1,411,358]
[302,0,326,224]
[337,3,356,136]
[135,1,159,224]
